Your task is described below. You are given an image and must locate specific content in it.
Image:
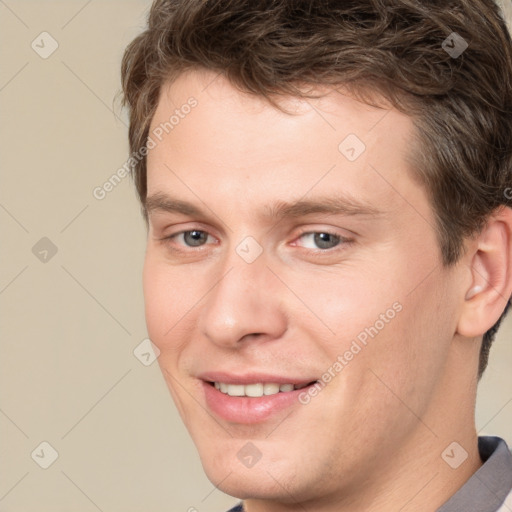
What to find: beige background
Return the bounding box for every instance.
[1,1,511,511]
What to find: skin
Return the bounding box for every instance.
[143,69,512,511]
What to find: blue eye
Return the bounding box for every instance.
[297,231,343,250]
[173,230,213,247]
[161,228,349,254]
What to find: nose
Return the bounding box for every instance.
[198,245,288,349]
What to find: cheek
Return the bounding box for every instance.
[289,263,401,349]
[356,271,457,419]
[142,251,199,352]
[306,244,453,393]
[142,254,167,342]
[143,253,204,419]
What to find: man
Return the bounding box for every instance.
[120,1,512,510]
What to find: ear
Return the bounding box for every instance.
[457,206,512,338]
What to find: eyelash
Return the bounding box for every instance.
[293,228,352,252]
[160,228,352,254]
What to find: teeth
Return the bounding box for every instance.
[227,384,245,397]
[245,383,264,397]
[263,383,280,395]
[213,382,307,397]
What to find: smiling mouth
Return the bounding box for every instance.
[207,381,318,397]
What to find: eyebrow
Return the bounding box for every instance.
[144,192,383,222]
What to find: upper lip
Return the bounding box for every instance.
[198,372,318,386]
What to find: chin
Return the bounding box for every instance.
[197,444,303,501]
[202,468,292,503]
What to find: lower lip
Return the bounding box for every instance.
[202,381,314,424]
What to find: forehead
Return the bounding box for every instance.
[146,70,431,227]
[149,71,406,146]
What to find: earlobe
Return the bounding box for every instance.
[457,207,512,338]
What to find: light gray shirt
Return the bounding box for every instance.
[438,436,512,512]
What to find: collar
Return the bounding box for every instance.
[437,436,512,512]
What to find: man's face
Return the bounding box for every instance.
[144,70,463,503]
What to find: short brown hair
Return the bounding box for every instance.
[120,0,512,377]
